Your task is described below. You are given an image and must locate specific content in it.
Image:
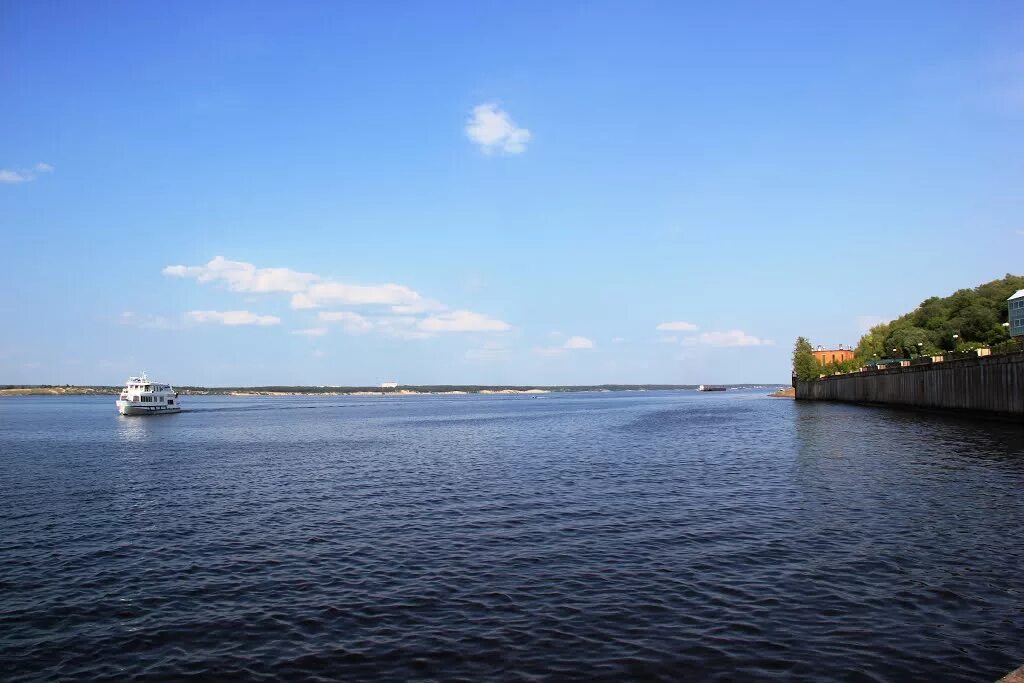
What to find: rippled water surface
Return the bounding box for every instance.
[2,391,1024,681]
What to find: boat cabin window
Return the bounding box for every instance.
[167,400,174,405]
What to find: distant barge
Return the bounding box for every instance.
[697,384,727,392]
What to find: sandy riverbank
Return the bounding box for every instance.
[0,387,117,396]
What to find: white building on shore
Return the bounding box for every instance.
[1009,290,1024,339]
[380,381,399,389]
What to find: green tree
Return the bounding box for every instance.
[885,325,937,358]
[855,323,890,361]
[792,337,820,381]
[853,274,1024,357]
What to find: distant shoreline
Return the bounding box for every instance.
[0,384,786,397]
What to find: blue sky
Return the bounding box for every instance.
[2,1,1022,386]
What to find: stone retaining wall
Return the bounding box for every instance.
[795,351,1024,418]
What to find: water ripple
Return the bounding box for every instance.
[1,392,1023,681]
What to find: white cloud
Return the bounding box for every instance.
[289,292,317,309]
[319,311,374,334]
[377,316,435,340]
[533,335,595,356]
[391,299,445,314]
[465,103,531,155]
[684,330,770,347]
[165,256,511,338]
[656,321,699,332]
[563,336,594,349]
[657,335,679,344]
[164,256,317,293]
[418,310,511,333]
[0,162,53,184]
[612,337,626,343]
[294,281,425,309]
[185,310,281,326]
[292,327,328,337]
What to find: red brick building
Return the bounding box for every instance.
[812,345,855,365]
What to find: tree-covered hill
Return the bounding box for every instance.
[855,274,1024,359]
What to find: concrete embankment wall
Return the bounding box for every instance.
[795,351,1024,418]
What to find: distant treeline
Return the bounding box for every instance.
[181,384,728,394]
[0,385,118,390]
[2,383,782,394]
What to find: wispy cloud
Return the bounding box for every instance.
[656,321,699,332]
[164,256,317,293]
[563,335,594,349]
[292,327,328,337]
[186,310,281,326]
[317,311,467,339]
[682,330,771,347]
[534,335,595,356]
[0,162,54,184]
[391,299,445,314]
[465,341,510,361]
[165,256,511,338]
[318,311,373,334]
[119,311,175,329]
[377,317,435,340]
[295,281,425,309]
[465,103,531,155]
[418,310,511,333]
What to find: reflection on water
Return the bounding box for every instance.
[1,392,1023,681]
[114,412,162,444]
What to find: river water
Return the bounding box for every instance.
[1,391,1022,681]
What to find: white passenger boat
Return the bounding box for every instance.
[116,373,182,415]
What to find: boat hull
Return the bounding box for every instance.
[116,400,181,416]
